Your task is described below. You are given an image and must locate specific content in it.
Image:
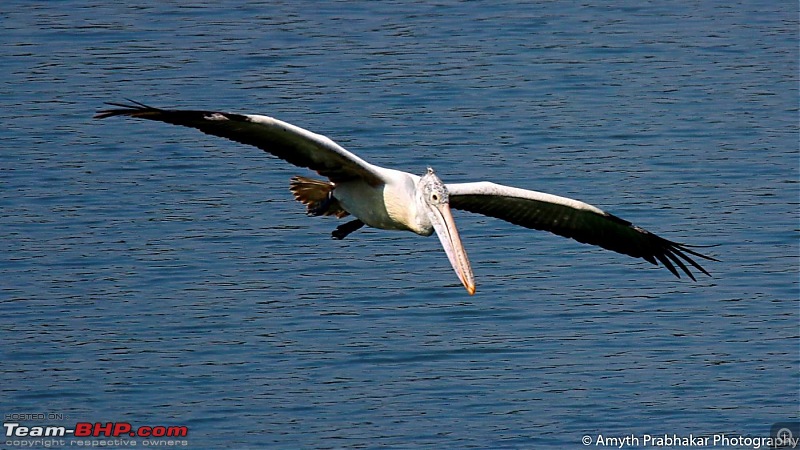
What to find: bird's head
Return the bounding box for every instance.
[419,167,449,207]
[417,167,475,295]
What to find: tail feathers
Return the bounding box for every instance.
[289,176,349,218]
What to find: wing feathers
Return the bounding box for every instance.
[95,101,384,185]
[447,181,717,280]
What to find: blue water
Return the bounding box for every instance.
[2,1,797,448]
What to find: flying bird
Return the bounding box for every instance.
[95,101,716,294]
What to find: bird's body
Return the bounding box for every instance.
[337,170,424,234]
[96,101,716,294]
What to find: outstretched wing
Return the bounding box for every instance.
[447,181,717,280]
[95,100,385,185]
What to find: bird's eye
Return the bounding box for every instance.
[432,194,438,201]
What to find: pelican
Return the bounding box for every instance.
[95,100,716,294]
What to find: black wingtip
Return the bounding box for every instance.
[656,241,718,281]
[94,99,160,119]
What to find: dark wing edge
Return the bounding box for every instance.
[447,182,718,281]
[95,100,385,185]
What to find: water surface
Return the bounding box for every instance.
[1,1,797,448]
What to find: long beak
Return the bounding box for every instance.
[429,203,476,295]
